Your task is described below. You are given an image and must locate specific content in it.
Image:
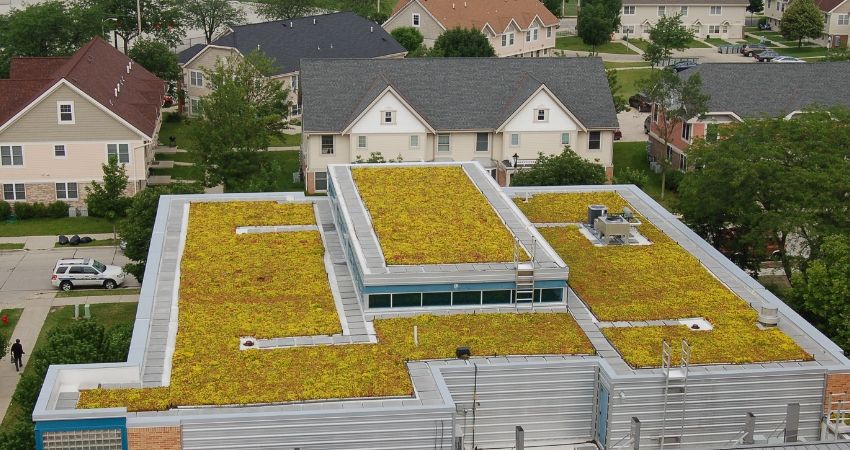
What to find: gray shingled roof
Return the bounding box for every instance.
[681,62,850,118]
[177,12,405,75]
[301,58,619,132]
[178,44,206,65]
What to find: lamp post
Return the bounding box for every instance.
[512,153,519,168]
[102,17,118,38]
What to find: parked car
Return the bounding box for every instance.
[759,22,772,30]
[741,43,768,56]
[628,93,652,112]
[755,50,780,62]
[772,56,805,63]
[51,258,126,291]
[671,60,698,72]
[644,116,651,134]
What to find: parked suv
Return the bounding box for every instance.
[51,258,126,291]
[741,43,768,56]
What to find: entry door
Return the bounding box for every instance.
[596,384,610,448]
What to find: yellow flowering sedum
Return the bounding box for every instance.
[353,166,521,265]
[515,192,632,223]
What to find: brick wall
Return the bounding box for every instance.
[13,181,142,209]
[127,426,181,450]
[824,373,850,413]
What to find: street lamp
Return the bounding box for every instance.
[102,17,118,48]
[512,153,519,168]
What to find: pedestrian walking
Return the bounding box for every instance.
[10,339,24,372]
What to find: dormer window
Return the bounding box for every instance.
[382,110,396,124]
[57,101,74,124]
[535,109,548,122]
[412,13,420,26]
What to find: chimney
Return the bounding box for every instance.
[370,26,374,32]
[116,82,121,93]
[114,88,118,97]
[452,2,455,8]
[313,18,316,24]
[290,21,293,27]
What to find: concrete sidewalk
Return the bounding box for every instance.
[0,233,116,251]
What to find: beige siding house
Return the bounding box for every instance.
[384,0,559,57]
[0,39,164,207]
[177,12,406,117]
[617,0,748,40]
[764,0,849,47]
[300,58,619,193]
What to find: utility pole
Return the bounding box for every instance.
[136,0,143,36]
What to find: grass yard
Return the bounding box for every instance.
[556,36,637,54]
[604,61,651,69]
[775,46,830,57]
[267,151,304,191]
[154,151,195,163]
[628,39,651,52]
[612,141,678,208]
[159,113,302,150]
[0,217,114,237]
[55,238,119,248]
[55,288,141,298]
[705,37,733,47]
[562,1,578,16]
[0,308,23,344]
[685,38,711,48]
[616,68,654,99]
[0,243,24,250]
[149,165,204,181]
[269,133,301,147]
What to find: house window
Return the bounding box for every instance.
[535,109,548,122]
[107,143,130,164]
[502,34,508,46]
[692,24,701,34]
[291,74,299,92]
[666,145,673,161]
[680,6,688,15]
[1,145,23,166]
[681,122,692,140]
[357,136,367,149]
[189,97,202,115]
[561,132,570,145]
[57,102,74,124]
[409,135,419,148]
[623,5,635,14]
[189,70,204,87]
[382,110,395,124]
[679,154,688,171]
[314,171,328,191]
[622,25,635,34]
[55,182,78,200]
[839,14,849,25]
[532,28,539,40]
[475,133,489,152]
[709,25,721,34]
[722,24,728,33]
[510,133,520,147]
[658,6,666,16]
[710,5,722,14]
[509,32,515,45]
[767,0,771,8]
[437,134,450,152]
[588,131,601,150]
[54,144,66,158]
[3,184,24,201]
[547,27,552,38]
[412,13,420,26]
[321,135,334,155]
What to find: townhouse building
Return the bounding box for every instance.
[617,0,748,40]
[764,0,849,47]
[383,0,559,57]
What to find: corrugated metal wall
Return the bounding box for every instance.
[440,362,599,449]
[606,370,826,449]
[181,407,454,450]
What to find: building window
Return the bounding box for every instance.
[437,134,450,152]
[623,5,635,14]
[382,110,395,124]
[561,132,570,145]
[535,109,548,122]
[839,14,849,25]
[1,145,23,166]
[722,24,728,33]
[321,135,334,155]
[57,101,75,124]
[509,32,515,45]
[588,131,601,150]
[533,28,539,40]
[502,34,508,46]
[291,74,299,92]
[3,184,24,201]
[189,70,204,87]
[56,182,78,200]
[510,133,520,147]
[189,97,202,115]
[547,27,552,38]
[767,0,771,8]
[412,13,420,26]
[666,145,673,161]
[409,135,419,148]
[107,143,130,164]
[709,25,721,34]
[622,25,635,34]
[54,144,66,158]
[681,122,692,140]
[658,6,666,16]
[710,5,722,14]
[680,6,688,15]
[314,171,328,191]
[680,154,688,171]
[475,133,489,152]
[357,136,367,149]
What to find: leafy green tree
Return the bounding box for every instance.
[432,28,496,57]
[747,0,764,15]
[81,0,185,52]
[606,68,629,112]
[543,0,562,16]
[256,0,315,20]
[0,423,35,450]
[511,147,607,186]
[119,183,203,281]
[189,51,291,190]
[577,3,614,55]
[584,0,622,31]
[182,0,245,43]
[637,68,708,198]
[0,1,103,77]
[614,166,649,188]
[391,26,424,53]
[643,15,692,66]
[678,107,850,282]
[86,157,132,236]
[127,38,180,85]
[780,0,824,47]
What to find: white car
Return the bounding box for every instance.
[772,56,805,63]
[51,258,126,291]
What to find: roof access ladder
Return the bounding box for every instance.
[514,237,536,310]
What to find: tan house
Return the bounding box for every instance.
[383,0,560,57]
[0,38,165,207]
[300,58,619,193]
[178,12,407,117]
[617,0,748,40]
[764,0,849,47]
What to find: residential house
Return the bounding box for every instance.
[0,38,165,207]
[764,0,849,47]
[383,0,559,57]
[300,58,619,194]
[647,62,850,170]
[178,12,407,117]
[616,0,748,40]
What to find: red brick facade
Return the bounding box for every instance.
[824,373,850,413]
[128,426,182,450]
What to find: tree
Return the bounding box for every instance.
[119,183,203,281]
[511,147,607,186]
[577,3,614,55]
[127,38,180,85]
[432,28,496,57]
[792,235,850,352]
[543,0,562,16]
[81,0,185,52]
[188,51,291,190]
[85,157,131,236]
[678,107,850,283]
[780,0,824,47]
[391,27,424,53]
[606,69,629,112]
[182,0,245,44]
[747,0,764,15]
[584,0,622,31]
[637,68,709,198]
[0,1,103,77]
[643,15,692,66]
[256,0,315,20]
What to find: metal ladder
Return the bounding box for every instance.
[514,236,536,310]
[659,340,691,448]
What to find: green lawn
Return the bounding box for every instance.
[705,37,733,47]
[0,308,23,345]
[154,151,195,163]
[616,68,654,98]
[149,165,205,181]
[556,36,638,54]
[685,38,711,48]
[604,61,651,69]
[269,133,302,147]
[0,217,114,237]
[1,303,138,430]
[157,115,196,150]
[562,1,578,16]
[54,238,119,248]
[55,288,140,298]
[613,141,679,209]
[775,46,830,57]
[628,39,651,52]
[268,151,305,191]
[0,243,24,250]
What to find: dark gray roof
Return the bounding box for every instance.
[301,58,619,132]
[178,44,206,65]
[681,62,850,118]
[177,12,405,75]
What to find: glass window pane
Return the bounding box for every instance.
[392,292,422,307]
[452,291,481,305]
[68,183,78,199]
[482,290,512,304]
[423,292,452,306]
[369,294,391,308]
[541,288,563,302]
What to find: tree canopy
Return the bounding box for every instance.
[256,0,315,20]
[127,38,181,84]
[747,0,764,14]
[577,2,615,55]
[181,0,246,43]
[85,157,132,224]
[391,26,424,53]
[780,0,824,47]
[432,28,496,57]
[643,15,692,66]
[511,147,607,186]
[80,0,185,52]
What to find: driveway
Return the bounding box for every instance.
[617,110,651,142]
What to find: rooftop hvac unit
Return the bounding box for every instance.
[595,215,631,243]
[588,204,607,227]
[758,305,779,327]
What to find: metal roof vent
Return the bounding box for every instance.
[758,306,779,327]
[313,18,316,24]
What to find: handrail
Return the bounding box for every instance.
[610,432,633,449]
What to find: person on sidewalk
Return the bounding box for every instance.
[10,339,24,372]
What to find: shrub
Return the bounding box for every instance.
[13,202,35,220]
[31,202,48,218]
[0,422,35,449]
[758,16,769,26]
[47,201,69,218]
[666,170,685,192]
[163,111,184,123]
[0,200,11,221]
[614,167,650,188]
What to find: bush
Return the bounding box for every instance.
[666,170,685,192]
[758,16,768,26]
[13,202,35,220]
[164,111,184,123]
[31,202,48,218]
[0,200,11,221]
[614,167,650,188]
[0,422,35,449]
[47,201,69,218]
